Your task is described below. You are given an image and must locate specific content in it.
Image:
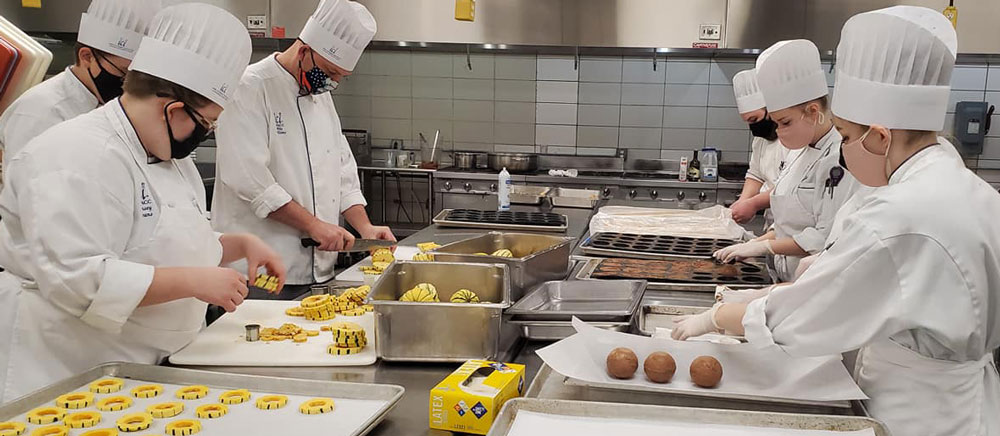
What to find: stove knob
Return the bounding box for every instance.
[464,183,472,192]
[699,192,708,202]
[602,187,612,198]
[650,190,659,200]
[676,191,686,201]
[444,181,452,191]
[628,189,637,199]
[490,183,497,192]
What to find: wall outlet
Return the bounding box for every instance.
[247,15,267,30]
[699,24,722,40]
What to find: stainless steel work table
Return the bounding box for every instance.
[178,203,596,436]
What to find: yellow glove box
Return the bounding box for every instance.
[429,360,525,435]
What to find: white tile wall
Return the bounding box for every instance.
[664,84,709,106]
[537,56,579,81]
[411,78,453,99]
[535,103,578,125]
[372,97,411,119]
[453,100,494,122]
[411,54,453,77]
[343,52,1000,177]
[412,99,452,120]
[663,106,707,129]
[536,81,579,103]
[536,124,576,146]
[495,80,536,102]
[622,59,665,84]
[621,84,665,106]
[620,106,663,128]
[495,102,535,123]
[579,83,622,105]
[454,79,494,100]
[495,55,536,80]
[619,127,662,149]
[453,54,495,79]
[579,57,623,83]
[578,104,620,127]
[577,126,619,148]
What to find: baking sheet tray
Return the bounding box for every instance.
[536,319,865,408]
[488,399,885,436]
[549,188,599,209]
[0,363,403,436]
[506,279,646,322]
[581,232,739,260]
[433,209,568,233]
[575,258,771,290]
[169,300,376,367]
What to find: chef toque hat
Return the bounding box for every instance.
[733,69,766,114]
[300,0,377,71]
[128,3,252,109]
[77,0,162,60]
[756,39,829,111]
[832,6,957,131]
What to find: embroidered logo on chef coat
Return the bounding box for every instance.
[274,112,286,135]
[139,182,155,218]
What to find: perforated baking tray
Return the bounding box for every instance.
[581,232,738,260]
[433,209,568,232]
[587,257,770,286]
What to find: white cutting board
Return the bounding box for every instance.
[335,246,422,282]
[169,300,376,367]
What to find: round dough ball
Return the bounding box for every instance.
[690,356,723,388]
[643,351,676,383]
[606,347,638,379]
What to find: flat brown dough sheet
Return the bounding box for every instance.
[592,258,770,285]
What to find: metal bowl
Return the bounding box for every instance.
[488,152,538,173]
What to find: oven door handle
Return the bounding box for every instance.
[437,190,495,195]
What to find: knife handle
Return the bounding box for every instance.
[301,238,320,248]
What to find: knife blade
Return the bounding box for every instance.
[300,238,395,252]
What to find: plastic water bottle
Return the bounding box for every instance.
[498,167,511,211]
[700,148,719,182]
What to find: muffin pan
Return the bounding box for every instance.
[433,209,568,232]
[588,257,771,286]
[581,232,738,260]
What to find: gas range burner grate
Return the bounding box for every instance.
[443,209,567,227]
[584,232,737,257]
[590,257,771,286]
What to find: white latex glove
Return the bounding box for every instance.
[714,285,774,304]
[671,304,722,341]
[713,240,773,263]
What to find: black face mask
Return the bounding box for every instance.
[163,102,210,160]
[89,52,125,103]
[749,117,779,141]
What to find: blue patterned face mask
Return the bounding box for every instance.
[298,51,338,95]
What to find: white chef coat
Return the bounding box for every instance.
[744,145,1000,436]
[746,136,790,192]
[212,55,365,285]
[0,100,221,401]
[0,68,99,175]
[769,127,857,280]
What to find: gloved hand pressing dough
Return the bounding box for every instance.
[671,304,722,341]
[713,239,773,263]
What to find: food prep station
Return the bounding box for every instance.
[123,193,876,436]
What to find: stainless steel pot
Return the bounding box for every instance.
[488,152,538,173]
[452,151,478,169]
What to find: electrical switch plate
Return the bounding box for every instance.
[699,24,722,40]
[455,0,476,22]
[246,15,267,30]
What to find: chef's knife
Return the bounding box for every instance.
[300,238,395,252]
